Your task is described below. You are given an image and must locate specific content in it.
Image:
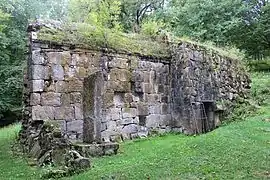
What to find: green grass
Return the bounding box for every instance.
[0,124,41,179]
[0,73,270,180]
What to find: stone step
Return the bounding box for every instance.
[72,142,119,158]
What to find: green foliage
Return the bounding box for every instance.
[164,0,248,45]
[141,19,165,38]
[249,58,270,71]
[68,0,122,30]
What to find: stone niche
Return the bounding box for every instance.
[19,22,250,168]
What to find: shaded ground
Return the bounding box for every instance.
[0,73,269,180]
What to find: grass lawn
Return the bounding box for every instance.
[0,73,269,180]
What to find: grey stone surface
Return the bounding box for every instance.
[41,92,61,106]
[30,93,41,106]
[31,65,49,80]
[32,106,55,120]
[32,80,45,92]
[55,106,75,120]
[74,103,84,120]
[52,65,64,80]
[67,120,83,133]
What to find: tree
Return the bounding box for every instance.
[120,0,166,32]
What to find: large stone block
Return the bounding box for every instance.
[143,83,153,94]
[137,103,149,116]
[66,120,83,134]
[61,93,71,106]
[32,80,45,92]
[55,106,75,120]
[67,80,83,92]
[41,92,61,106]
[47,52,61,64]
[121,124,138,135]
[31,65,49,80]
[30,93,40,106]
[108,57,129,69]
[52,65,64,80]
[107,121,117,131]
[109,69,131,82]
[122,108,137,118]
[70,92,82,103]
[145,114,160,128]
[32,106,55,120]
[149,105,161,114]
[75,103,84,120]
[110,108,121,120]
[119,117,139,125]
[32,50,45,65]
[55,81,67,93]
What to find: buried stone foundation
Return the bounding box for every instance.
[19,22,251,169]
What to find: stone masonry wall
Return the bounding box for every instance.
[171,43,250,134]
[21,23,250,152]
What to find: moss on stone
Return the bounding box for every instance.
[37,23,170,59]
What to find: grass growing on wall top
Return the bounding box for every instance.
[37,23,170,58]
[37,22,246,61]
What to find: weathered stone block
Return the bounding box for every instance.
[32,106,55,120]
[55,81,67,93]
[146,114,160,128]
[143,83,153,94]
[137,103,149,116]
[124,93,133,103]
[110,108,121,120]
[122,108,137,118]
[41,92,61,106]
[149,105,161,114]
[143,72,150,83]
[103,92,114,108]
[61,94,71,106]
[161,104,169,114]
[31,65,49,80]
[52,65,64,80]
[119,117,139,125]
[44,80,55,92]
[160,115,171,126]
[67,120,83,133]
[77,67,87,77]
[71,54,79,66]
[30,93,41,106]
[32,50,45,65]
[108,57,129,69]
[107,121,117,131]
[113,93,124,107]
[32,80,45,92]
[121,124,138,135]
[67,80,83,92]
[109,69,131,82]
[55,106,75,120]
[47,52,61,64]
[75,103,84,120]
[70,92,82,103]
[61,51,71,65]
[148,94,161,104]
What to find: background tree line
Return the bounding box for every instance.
[0,0,269,123]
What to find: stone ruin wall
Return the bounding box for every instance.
[21,33,172,145]
[20,24,250,159]
[171,43,250,134]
